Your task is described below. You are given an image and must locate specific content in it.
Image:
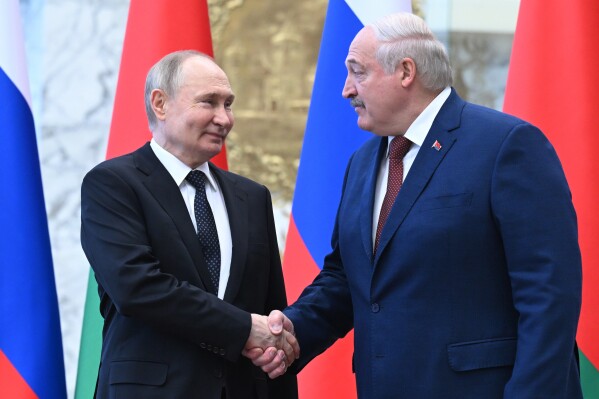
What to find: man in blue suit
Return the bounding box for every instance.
[251,12,583,398]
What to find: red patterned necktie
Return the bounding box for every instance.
[374,136,412,254]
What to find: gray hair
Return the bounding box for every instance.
[144,50,213,131]
[371,13,453,92]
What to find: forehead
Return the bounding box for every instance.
[179,56,233,94]
[346,27,378,66]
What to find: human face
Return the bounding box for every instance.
[155,56,235,168]
[342,27,405,136]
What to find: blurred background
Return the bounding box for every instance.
[18,0,519,396]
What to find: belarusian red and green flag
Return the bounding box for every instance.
[503,0,599,396]
[74,1,225,397]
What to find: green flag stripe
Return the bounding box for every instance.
[74,271,103,399]
[581,350,599,398]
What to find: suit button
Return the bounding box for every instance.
[220,349,226,356]
[371,303,380,313]
[213,347,220,354]
[200,343,206,349]
[207,344,212,351]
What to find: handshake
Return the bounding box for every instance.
[243,310,298,379]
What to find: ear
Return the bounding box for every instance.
[150,89,168,121]
[397,58,417,88]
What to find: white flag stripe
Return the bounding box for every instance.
[0,0,32,107]
[344,0,412,26]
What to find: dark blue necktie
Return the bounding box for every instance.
[186,170,221,295]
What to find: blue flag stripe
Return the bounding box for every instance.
[0,65,66,398]
[292,0,371,268]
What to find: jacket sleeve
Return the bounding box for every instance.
[491,123,582,397]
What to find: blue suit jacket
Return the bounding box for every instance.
[285,90,582,398]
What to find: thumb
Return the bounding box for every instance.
[268,310,285,335]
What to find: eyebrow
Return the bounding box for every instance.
[196,92,235,102]
[345,59,362,68]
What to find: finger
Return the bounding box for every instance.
[280,334,295,365]
[261,349,286,374]
[282,315,295,336]
[242,347,264,361]
[283,330,300,359]
[268,358,287,379]
[250,346,278,367]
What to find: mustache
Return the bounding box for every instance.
[350,97,364,108]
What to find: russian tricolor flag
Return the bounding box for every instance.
[283,1,411,397]
[0,1,67,398]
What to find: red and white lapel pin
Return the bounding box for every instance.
[432,140,442,151]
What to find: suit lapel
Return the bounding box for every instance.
[134,143,215,293]
[211,166,249,304]
[374,90,464,263]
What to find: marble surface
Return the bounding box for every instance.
[19,1,514,397]
[23,0,129,396]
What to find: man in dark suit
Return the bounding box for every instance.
[81,50,298,399]
[252,12,583,398]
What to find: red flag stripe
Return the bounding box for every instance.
[0,350,37,399]
[283,217,357,398]
[282,216,321,302]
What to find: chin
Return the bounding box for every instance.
[356,119,372,133]
[207,146,223,158]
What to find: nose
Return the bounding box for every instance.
[213,106,233,128]
[342,74,356,99]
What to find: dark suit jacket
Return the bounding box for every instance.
[81,142,297,399]
[285,90,583,398]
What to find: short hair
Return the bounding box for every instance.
[144,50,213,131]
[370,13,453,92]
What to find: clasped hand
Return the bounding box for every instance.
[243,310,298,378]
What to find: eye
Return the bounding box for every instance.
[349,66,364,79]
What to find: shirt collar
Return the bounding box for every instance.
[386,86,452,155]
[150,138,218,191]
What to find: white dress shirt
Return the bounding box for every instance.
[150,139,232,299]
[372,87,452,248]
